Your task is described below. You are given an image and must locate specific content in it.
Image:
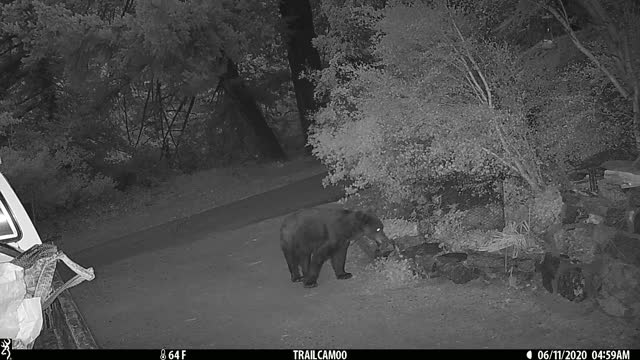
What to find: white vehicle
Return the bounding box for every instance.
[0,172,43,263]
[0,170,97,349]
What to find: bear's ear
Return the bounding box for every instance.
[354,210,370,224]
[362,206,376,216]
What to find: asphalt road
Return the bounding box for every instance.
[67,173,344,268]
[61,173,639,349]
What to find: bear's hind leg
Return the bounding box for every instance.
[282,248,303,282]
[303,245,333,288]
[331,243,352,280]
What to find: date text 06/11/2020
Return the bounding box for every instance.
[532,350,631,360]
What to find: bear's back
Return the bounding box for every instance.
[290,207,351,224]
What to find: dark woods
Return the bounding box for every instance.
[0,0,637,221]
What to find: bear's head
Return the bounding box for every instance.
[355,211,396,255]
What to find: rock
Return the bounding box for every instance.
[398,243,442,278]
[417,219,435,237]
[432,253,481,284]
[356,236,378,259]
[356,235,397,260]
[561,191,583,224]
[398,244,482,284]
[554,224,617,263]
[548,223,617,263]
[400,242,442,259]
[602,231,640,267]
[598,296,629,318]
[628,208,640,234]
[374,246,395,259]
[556,264,587,302]
[393,235,424,249]
[443,263,481,284]
[465,252,537,279]
[560,186,630,228]
[604,168,640,189]
[536,252,588,302]
[538,252,563,293]
[382,218,419,239]
[436,252,467,264]
[538,249,640,317]
[563,204,580,224]
[596,257,640,319]
[400,244,542,285]
[603,207,627,228]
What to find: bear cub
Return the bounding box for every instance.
[280,207,393,288]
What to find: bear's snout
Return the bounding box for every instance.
[367,231,397,254]
[371,231,390,246]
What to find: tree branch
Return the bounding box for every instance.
[542,1,630,99]
[448,11,493,108]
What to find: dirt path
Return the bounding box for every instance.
[65,176,639,349]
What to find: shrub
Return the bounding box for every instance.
[526,61,623,183]
[310,67,511,203]
[432,207,469,243]
[0,143,115,220]
[503,177,564,235]
[309,1,539,207]
[310,0,626,214]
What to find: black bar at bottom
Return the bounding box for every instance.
[8,349,639,360]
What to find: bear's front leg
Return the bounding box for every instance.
[282,248,303,282]
[331,242,352,280]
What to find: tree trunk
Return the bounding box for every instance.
[219,60,287,161]
[633,84,640,163]
[278,0,323,151]
[34,58,58,123]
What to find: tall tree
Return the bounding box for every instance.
[219,59,287,161]
[495,0,640,157]
[542,0,640,159]
[278,0,324,150]
[0,0,290,205]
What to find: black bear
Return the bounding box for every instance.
[280,207,394,288]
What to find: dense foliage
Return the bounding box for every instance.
[309,0,629,207]
[0,0,297,218]
[0,0,635,223]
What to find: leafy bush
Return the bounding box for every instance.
[525,61,624,183]
[340,186,417,220]
[427,205,496,253]
[0,0,295,221]
[310,67,510,203]
[432,208,469,243]
[309,1,538,206]
[310,0,627,212]
[0,143,115,219]
[503,177,564,235]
